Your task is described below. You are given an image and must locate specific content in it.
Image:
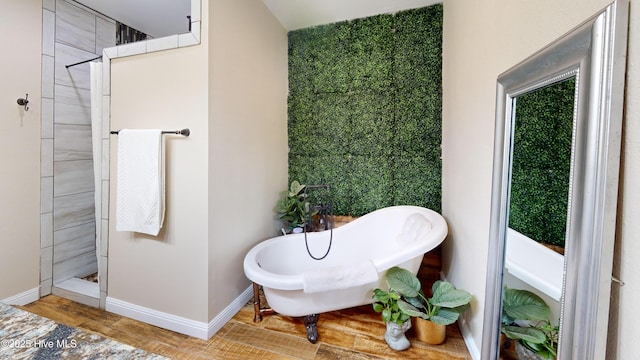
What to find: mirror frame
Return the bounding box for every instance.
[481,1,628,359]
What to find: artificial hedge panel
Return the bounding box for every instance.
[288,4,443,216]
[509,77,576,247]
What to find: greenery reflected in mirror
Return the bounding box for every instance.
[509,78,576,251]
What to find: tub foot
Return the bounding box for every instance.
[252,282,262,322]
[252,282,274,322]
[303,314,319,343]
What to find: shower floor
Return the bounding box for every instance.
[52,277,99,308]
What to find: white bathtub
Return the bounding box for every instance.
[243,205,448,318]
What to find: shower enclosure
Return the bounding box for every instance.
[40,0,155,308]
[40,0,116,308]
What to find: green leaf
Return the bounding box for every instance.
[502,325,546,344]
[385,266,421,297]
[430,288,473,308]
[502,288,551,321]
[289,180,305,196]
[372,303,383,313]
[404,295,426,310]
[382,308,391,323]
[430,308,460,325]
[397,299,429,319]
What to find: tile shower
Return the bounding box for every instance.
[40,0,115,307]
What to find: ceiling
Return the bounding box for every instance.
[72,0,440,39]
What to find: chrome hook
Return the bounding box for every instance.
[17,94,29,111]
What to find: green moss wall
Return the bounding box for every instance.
[287,5,443,216]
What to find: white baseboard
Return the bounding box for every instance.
[106,285,253,340]
[459,315,481,360]
[207,285,253,338]
[439,272,481,360]
[1,287,40,306]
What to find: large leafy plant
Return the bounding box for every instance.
[383,266,472,325]
[501,287,558,359]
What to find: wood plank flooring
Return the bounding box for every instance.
[20,295,472,359]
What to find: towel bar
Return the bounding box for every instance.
[110,128,190,137]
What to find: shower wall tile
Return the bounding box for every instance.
[53,252,98,283]
[54,159,94,197]
[100,218,108,254]
[41,139,54,177]
[147,35,178,53]
[40,246,53,282]
[53,191,95,231]
[103,47,117,60]
[42,55,55,99]
[43,0,55,12]
[101,181,109,218]
[41,177,53,214]
[40,279,53,297]
[55,0,96,53]
[54,85,91,125]
[55,42,95,90]
[41,98,54,138]
[42,9,55,57]
[96,17,116,54]
[101,96,110,137]
[54,102,91,126]
[54,124,93,161]
[99,257,107,293]
[116,41,146,58]
[179,22,200,47]
[101,140,109,180]
[53,223,95,263]
[191,0,201,22]
[41,213,53,248]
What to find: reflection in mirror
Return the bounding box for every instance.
[481,2,628,359]
[504,77,576,311]
[509,77,576,253]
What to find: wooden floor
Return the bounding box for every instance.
[20,295,472,359]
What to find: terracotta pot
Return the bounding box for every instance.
[413,318,446,345]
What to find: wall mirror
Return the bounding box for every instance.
[482,1,628,359]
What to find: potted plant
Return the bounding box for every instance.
[501,287,558,360]
[372,288,412,351]
[275,180,312,233]
[384,266,472,345]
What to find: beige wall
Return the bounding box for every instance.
[108,47,211,321]
[108,11,210,321]
[441,0,639,357]
[609,0,640,356]
[207,0,288,318]
[0,0,42,300]
[108,0,287,325]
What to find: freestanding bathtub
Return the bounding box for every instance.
[243,205,448,342]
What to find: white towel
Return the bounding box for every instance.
[302,260,379,294]
[116,129,165,236]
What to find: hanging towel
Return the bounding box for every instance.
[116,129,165,236]
[302,260,379,294]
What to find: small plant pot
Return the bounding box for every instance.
[384,320,411,351]
[413,318,446,345]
